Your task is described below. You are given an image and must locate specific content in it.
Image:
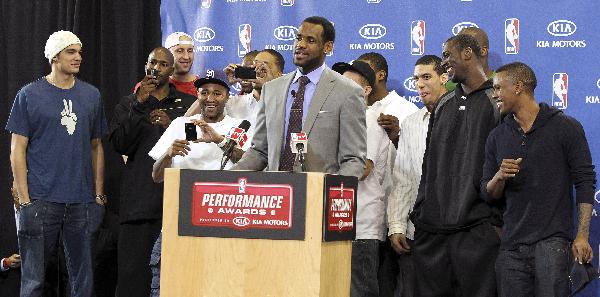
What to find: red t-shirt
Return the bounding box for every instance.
[132,76,198,97]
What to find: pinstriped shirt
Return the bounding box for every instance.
[387,107,430,240]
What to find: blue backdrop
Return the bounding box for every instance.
[161,0,600,295]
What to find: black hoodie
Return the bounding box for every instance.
[411,79,502,232]
[480,103,596,250]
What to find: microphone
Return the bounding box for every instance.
[291,90,296,98]
[290,132,307,154]
[290,132,308,171]
[220,120,251,170]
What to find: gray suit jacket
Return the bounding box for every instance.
[233,67,367,178]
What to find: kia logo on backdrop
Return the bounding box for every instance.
[547,20,577,37]
[452,22,478,35]
[505,18,519,54]
[404,77,417,92]
[597,78,600,89]
[194,27,215,42]
[274,26,298,41]
[552,73,568,110]
[359,24,387,40]
[411,20,426,55]
[367,0,382,3]
[201,0,211,9]
[281,0,294,6]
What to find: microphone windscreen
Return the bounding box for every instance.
[239,120,251,132]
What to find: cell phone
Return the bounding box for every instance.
[185,123,197,141]
[146,68,159,78]
[234,66,257,80]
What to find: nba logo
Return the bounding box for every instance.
[410,20,426,55]
[281,0,294,6]
[201,0,211,9]
[505,18,519,54]
[238,24,252,57]
[552,73,568,110]
[238,178,247,193]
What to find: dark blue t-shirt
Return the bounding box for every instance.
[6,78,108,203]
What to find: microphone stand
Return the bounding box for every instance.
[295,145,306,172]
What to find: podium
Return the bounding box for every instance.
[161,169,358,297]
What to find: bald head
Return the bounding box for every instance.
[150,47,174,66]
[459,27,489,49]
[146,47,175,86]
[459,27,492,77]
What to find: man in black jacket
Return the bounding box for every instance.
[410,34,501,296]
[109,47,195,296]
[482,62,595,297]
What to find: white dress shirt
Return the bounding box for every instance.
[225,93,259,134]
[387,107,430,239]
[148,114,252,170]
[371,90,419,222]
[356,106,391,241]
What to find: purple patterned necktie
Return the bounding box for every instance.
[279,75,310,171]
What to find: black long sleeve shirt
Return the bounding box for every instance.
[411,80,502,232]
[480,103,596,250]
[109,85,196,223]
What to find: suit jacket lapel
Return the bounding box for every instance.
[304,68,335,135]
[270,72,295,165]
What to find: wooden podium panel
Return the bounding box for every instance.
[161,169,351,297]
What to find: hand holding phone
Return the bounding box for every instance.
[234,66,257,80]
[185,122,198,141]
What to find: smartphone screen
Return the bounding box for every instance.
[185,123,197,141]
[234,66,257,80]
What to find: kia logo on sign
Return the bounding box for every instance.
[404,77,417,92]
[359,24,387,40]
[596,78,600,90]
[547,20,577,37]
[232,216,251,227]
[194,27,215,42]
[452,22,479,35]
[273,26,298,41]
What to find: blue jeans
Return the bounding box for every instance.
[18,200,104,297]
[496,236,571,297]
[351,239,381,297]
[150,232,162,297]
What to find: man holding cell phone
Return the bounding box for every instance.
[109,47,195,296]
[147,70,252,295]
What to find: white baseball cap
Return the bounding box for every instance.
[164,32,194,49]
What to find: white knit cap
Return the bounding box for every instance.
[44,30,82,62]
[164,32,194,49]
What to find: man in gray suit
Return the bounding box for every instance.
[233,16,366,178]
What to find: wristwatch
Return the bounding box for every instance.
[95,194,108,205]
[217,136,228,148]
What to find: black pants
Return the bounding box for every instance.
[116,219,161,297]
[413,223,500,297]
